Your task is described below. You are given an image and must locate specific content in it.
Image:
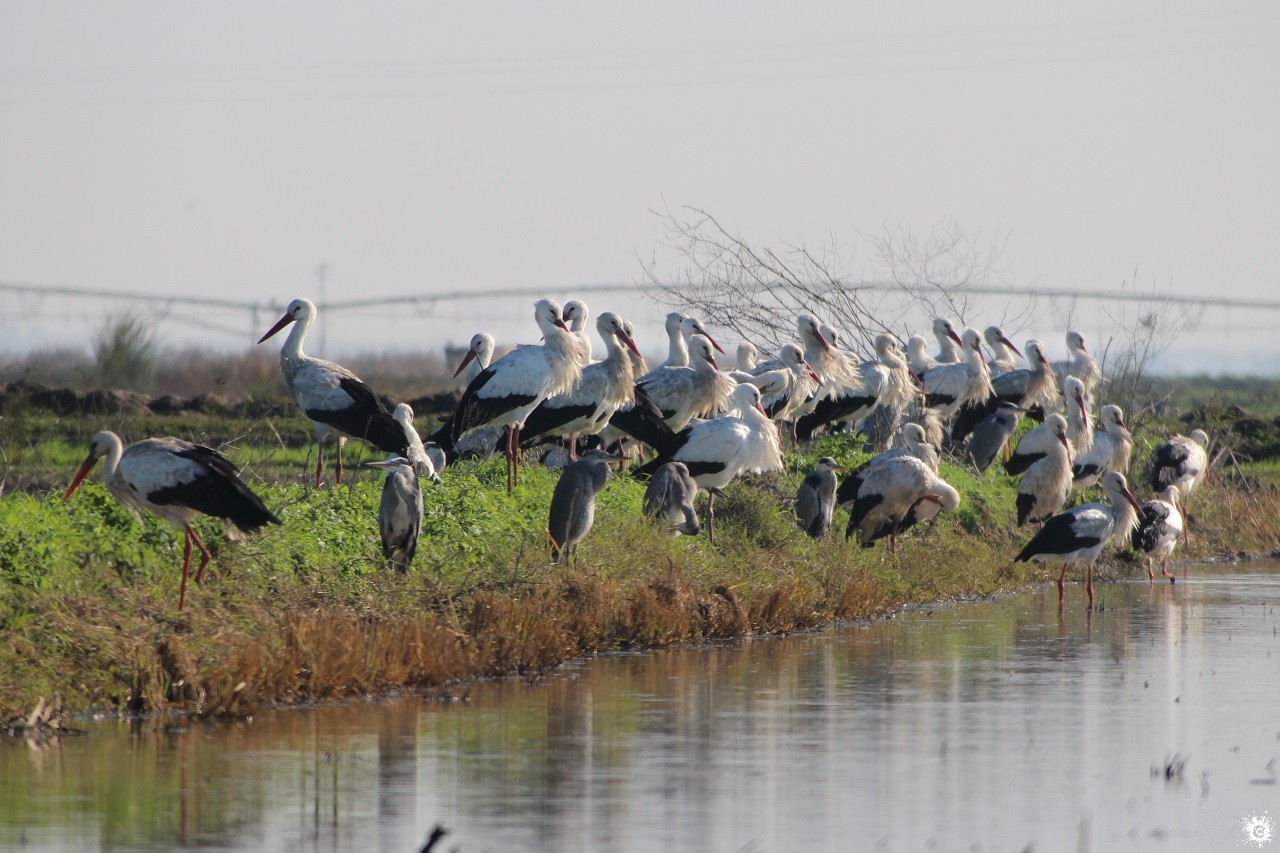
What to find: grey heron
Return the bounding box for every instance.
[965,402,1023,473]
[795,456,846,539]
[643,461,701,537]
[366,456,424,574]
[548,449,623,563]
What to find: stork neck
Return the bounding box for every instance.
[280,313,314,363]
[667,326,689,367]
[100,432,126,490]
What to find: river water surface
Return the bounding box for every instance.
[6,564,1280,852]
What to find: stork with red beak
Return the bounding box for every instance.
[258,298,408,486]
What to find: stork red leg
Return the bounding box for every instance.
[1086,563,1094,610]
[190,527,214,585]
[1057,563,1068,598]
[178,531,194,612]
[335,443,344,485]
[512,425,521,488]
[707,491,716,546]
[314,445,324,488]
[1180,502,1190,546]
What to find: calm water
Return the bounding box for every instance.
[6,565,1280,852]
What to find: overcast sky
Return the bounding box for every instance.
[2,2,1278,371]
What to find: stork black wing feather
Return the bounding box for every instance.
[1148,441,1191,491]
[795,393,877,441]
[304,376,408,455]
[1014,511,1102,562]
[518,401,598,448]
[149,447,279,533]
[1003,451,1045,476]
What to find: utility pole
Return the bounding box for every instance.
[316,262,328,357]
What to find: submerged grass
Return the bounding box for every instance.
[0,412,1275,720]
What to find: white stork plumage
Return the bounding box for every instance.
[748,343,821,422]
[1016,414,1073,526]
[1056,330,1102,401]
[1072,404,1132,492]
[921,328,993,420]
[1148,428,1210,544]
[906,334,937,378]
[840,455,959,550]
[643,313,723,380]
[439,299,583,490]
[950,339,1059,445]
[736,342,758,372]
[1131,486,1184,582]
[1063,376,1093,454]
[562,300,594,365]
[632,382,784,543]
[933,317,963,364]
[392,404,442,482]
[796,333,917,441]
[63,431,279,610]
[518,312,641,457]
[1005,412,1071,476]
[636,335,735,432]
[1014,470,1142,609]
[258,298,409,486]
[983,325,1022,377]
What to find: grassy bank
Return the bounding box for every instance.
[2,405,1277,722]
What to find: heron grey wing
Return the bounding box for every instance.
[795,476,822,528]
[379,475,404,558]
[549,467,591,552]
[643,466,674,519]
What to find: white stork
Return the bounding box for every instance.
[983,325,1022,377]
[1063,376,1092,454]
[1016,414,1073,526]
[439,299,583,490]
[796,333,917,441]
[644,312,723,379]
[636,335,735,432]
[748,343,821,422]
[1014,470,1142,609]
[456,333,496,385]
[952,339,1059,446]
[1148,428,1210,543]
[562,300,594,365]
[1131,486,1184,582]
[1071,404,1132,493]
[518,312,641,457]
[840,455,959,550]
[933,317,963,364]
[428,332,503,462]
[906,334,937,378]
[835,422,941,511]
[1005,412,1071,476]
[1056,330,1102,400]
[632,382,784,543]
[921,328,993,420]
[258,298,409,486]
[63,431,279,611]
[392,404,442,482]
[736,342,758,371]
[795,313,860,411]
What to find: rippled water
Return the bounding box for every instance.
[5,564,1280,852]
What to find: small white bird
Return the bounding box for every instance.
[63,431,279,610]
[258,298,409,486]
[1015,471,1142,609]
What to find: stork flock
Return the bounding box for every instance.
[60,296,1212,612]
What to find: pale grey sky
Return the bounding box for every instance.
[2,2,1278,371]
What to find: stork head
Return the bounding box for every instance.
[906,334,929,358]
[1066,330,1087,353]
[815,456,847,474]
[798,313,831,352]
[984,325,1023,358]
[562,300,589,333]
[680,316,723,354]
[1101,404,1125,432]
[730,381,767,417]
[737,341,758,370]
[1160,485,1180,505]
[664,311,686,334]
[1189,428,1209,448]
[1046,413,1071,452]
[1100,471,1143,513]
[534,298,570,335]
[1026,339,1050,368]
[453,332,496,377]
[598,312,641,356]
[393,402,416,424]
[258,298,317,344]
[689,335,719,371]
[961,328,984,355]
[62,430,121,503]
[1064,376,1087,417]
[820,323,840,349]
[777,343,820,383]
[899,422,928,448]
[933,317,962,346]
